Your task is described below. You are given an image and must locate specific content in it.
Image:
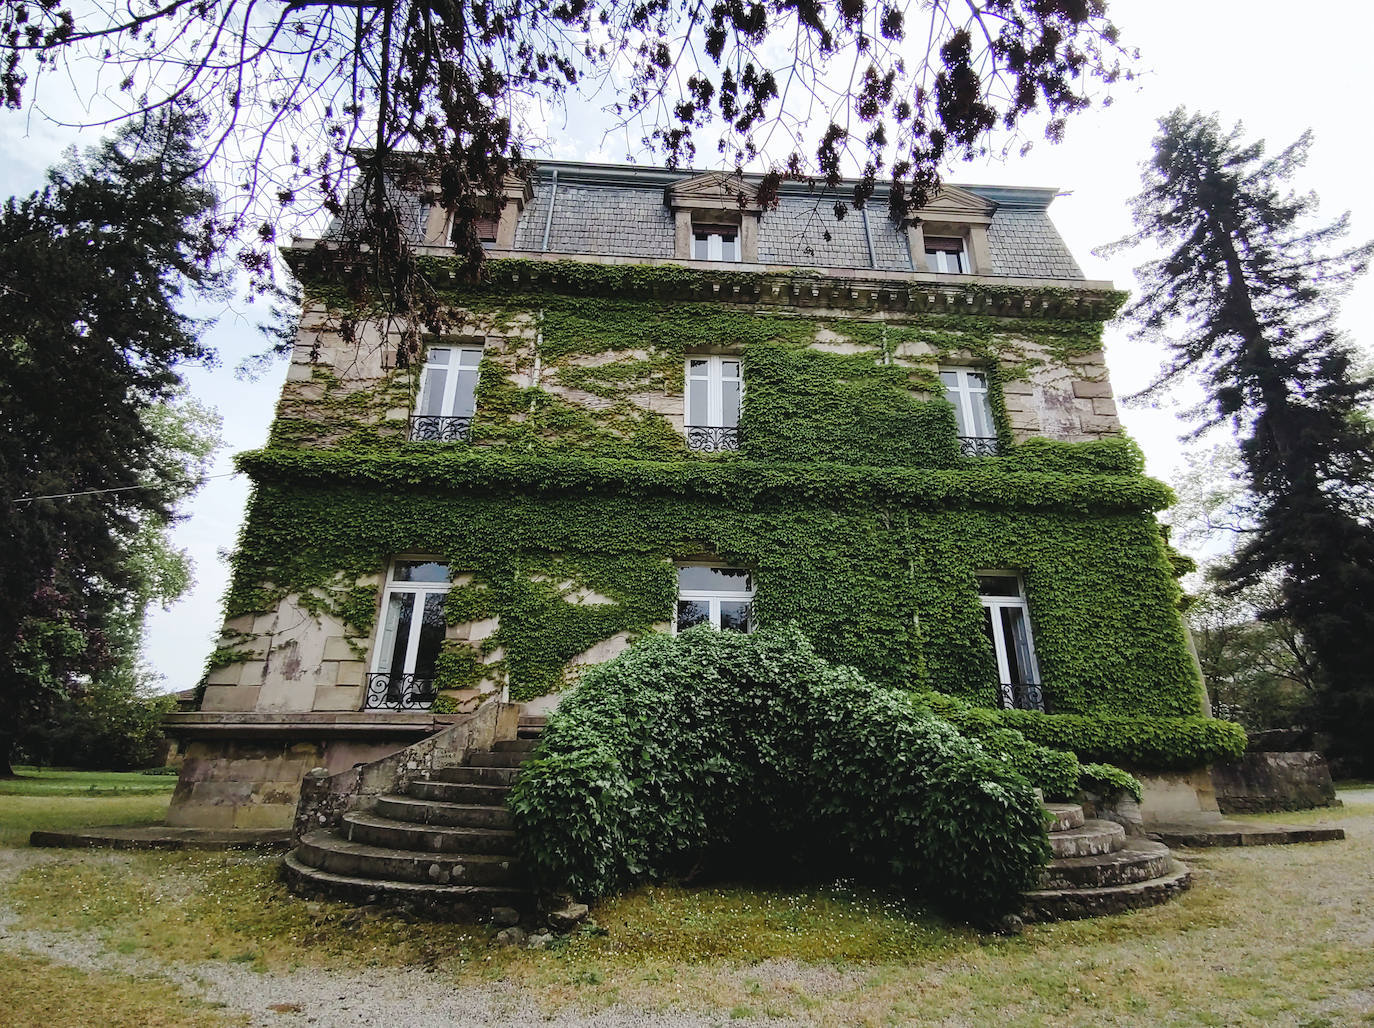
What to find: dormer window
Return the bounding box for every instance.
[693,225,739,262]
[924,236,968,274]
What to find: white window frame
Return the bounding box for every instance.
[692,226,740,262]
[372,561,452,680]
[673,564,755,633]
[977,572,1041,688]
[685,355,743,428]
[940,365,997,440]
[418,345,483,419]
[925,235,969,274]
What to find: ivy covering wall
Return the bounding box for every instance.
[221,258,1206,722]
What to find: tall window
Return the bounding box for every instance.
[685,356,743,452]
[412,345,482,442]
[675,565,755,632]
[977,572,1044,712]
[924,235,968,274]
[693,225,739,262]
[940,366,999,456]
[368,561,452,710]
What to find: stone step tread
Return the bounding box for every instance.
[1146,823,1346,848]
[431,766,520,785]
[375,795,512,826]
[1040,840,1173,890]
[1048,818,1127,858]
[342,811,516,850]
[1026,862,1192,903]
[284,851,533,910]
[408,780,510,804]
[1047,838,1169,870]
[465,751,531,768]
[297,831,516,868]
[493,739,540,752]
[1043,803,1086,832]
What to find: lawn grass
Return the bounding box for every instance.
[1,766,179,796]
[2,775,1371,1025]
[1,952,242,1028]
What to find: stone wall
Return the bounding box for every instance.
[292,700,515,841]
[1211,751,1339,814]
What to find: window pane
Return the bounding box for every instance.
[379,592,414,674]
[721,380,740,428]
[976,575,1021,597]
[677,566,752,592]
[966,372,987,390]
[457,347,483,368]
[427,348,451,366]
[693,234,709,260]
[688,378,708,425]
[1001,606,1038,684]
[721,360,740,378]
[971,391,997,438]
[720,601,752,633]
[981,605,996,645]
[939,370,959,389]
[393,561,450,583]
[676,600,710,631]
[419,366,448,416]
[688,359,709,376]
[413,592,447,678]
[721,233,738,261]
[453,368,480,417]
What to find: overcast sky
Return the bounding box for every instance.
[3,1,1371,692]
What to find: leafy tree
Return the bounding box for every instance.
[1110,110,1374,774]
[19,667,178,771]
[0,0,1134,360]
[0,111,223,777]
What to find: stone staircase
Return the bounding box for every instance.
[286,719,1191,925]
[1023,802,1192,921]
[282,715,547,921]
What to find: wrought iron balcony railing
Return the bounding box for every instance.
[409,415,473,443]
[364,672,437,711]
[998,680,1048,713]
[958,435,1001,457]
[686,425,741,452]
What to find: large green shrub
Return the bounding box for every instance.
[924,693,1246,770]
[508,626,1053,922]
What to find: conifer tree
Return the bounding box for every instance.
[1110,109,1374,773]
[0,111,223,776]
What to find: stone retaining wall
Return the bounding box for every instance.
[1211,751,1339,814]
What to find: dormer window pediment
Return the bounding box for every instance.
[668,171,761,263]
[906,185,998,276]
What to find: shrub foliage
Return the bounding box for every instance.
[509,626,1058,921]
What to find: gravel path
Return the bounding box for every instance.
[0,848,835,1027]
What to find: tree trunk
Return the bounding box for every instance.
[0,732,17,778]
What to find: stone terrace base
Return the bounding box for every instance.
[164,712,471,831]
[29,825,290,851]
[1145,815,1345,848]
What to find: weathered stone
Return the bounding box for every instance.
[494,926,527,947]
[547,902,590,932]
[490,905,520,927]
[526,932,553,950]
[1210,751,1339,814]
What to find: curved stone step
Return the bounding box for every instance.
[465,750,529,768]
[408,779,510,806]
[1044,803,1086,833]
[374,794,512,829]
[294,831,521,885]
[1049,818,1126,858]
[1040,839,1172,890]
[341,811,516,855]
[494,738,539,753]
[432,765,520,787]
[1024,862,1192,922]
[283,850,533,918]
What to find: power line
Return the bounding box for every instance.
[10,471,241,505]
